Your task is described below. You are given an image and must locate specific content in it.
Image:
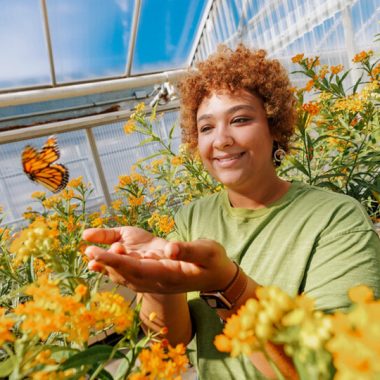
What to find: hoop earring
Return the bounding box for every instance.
[273,147,286,163]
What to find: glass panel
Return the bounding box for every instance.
[0,0,51,90]
[132,0,207,74]
[0,131,105,226]
[93,110,180,196]
[47,0,134,83]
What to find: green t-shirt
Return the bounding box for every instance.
[169,182,380,380]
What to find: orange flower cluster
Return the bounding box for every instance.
[0,307,15,346]
[330,64,344,75]
[11,277,133,345]
[327,286,380,379]
[302,102,320,115]
[291,53,304,63]
[13,277,93,343]
[128,195,145,206]
[352,50,374,63]
[129,342,189,380]
[148,212,175,235]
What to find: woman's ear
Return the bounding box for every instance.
[272,141,286,167]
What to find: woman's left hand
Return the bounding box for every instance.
[85,238,237,294]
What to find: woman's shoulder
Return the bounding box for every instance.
[294,181,364,208]
[292,182,374,230]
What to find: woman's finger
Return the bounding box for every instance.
[165,239,222,267]
[84,245,108,260]
[82,228,122,244]
[88,260,106,273]
[109,242,127,255]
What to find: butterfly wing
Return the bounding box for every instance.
[22,136,69,193]
[40,136,60,162]
[32,164,69,193]
[22,136,60,175]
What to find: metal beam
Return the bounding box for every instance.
[125,0,142,76]
[0,100,180,145]
[40,0,57,86]
[187,0,215,66]
[0,69,186,108]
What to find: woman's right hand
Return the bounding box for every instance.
[82,226,168,286]
[83,226,167,255]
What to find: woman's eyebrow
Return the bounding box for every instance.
[227,104,256,114]
[197,114,212,123]
[197,104,256,123]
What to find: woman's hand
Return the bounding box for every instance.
[83,227,236,294]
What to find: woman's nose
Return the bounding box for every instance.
[213,125,234,149]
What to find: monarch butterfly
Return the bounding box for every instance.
[22,136,69,193]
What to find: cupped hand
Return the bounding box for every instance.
[82,227,236,294]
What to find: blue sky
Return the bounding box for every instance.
[0,0,207,90]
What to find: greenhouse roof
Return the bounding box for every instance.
[0,0,210,92]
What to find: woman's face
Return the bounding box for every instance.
[196,89,274,192]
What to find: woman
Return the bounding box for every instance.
[83,45,380,379]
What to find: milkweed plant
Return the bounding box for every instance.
[0,46,379,379]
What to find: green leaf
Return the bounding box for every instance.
[169,123,177,139]
[138,136,156,146]
[352,72,364,94]
[59,345,125,370]
[135,152,162,164]
[288,157,309,176]
[113,357,131,380]
[0,355,16,377]
[338,70,350,86]
[88,367,114,380]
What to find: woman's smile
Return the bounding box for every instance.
[213,152,246,168]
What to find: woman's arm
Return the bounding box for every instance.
[137,292,193,346]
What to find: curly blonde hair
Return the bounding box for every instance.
[178,44,297,152]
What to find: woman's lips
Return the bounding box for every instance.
[213,152,245,167]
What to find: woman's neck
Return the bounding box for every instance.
[227,177,291,209]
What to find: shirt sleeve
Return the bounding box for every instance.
[301,227,380,313]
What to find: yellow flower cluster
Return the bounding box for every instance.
[215,286,332,362]
[171,155,184,166]
[31,191,46,199]
[327,286,380,379]
[10,220,58,264]
[129,342,189,380]
[67,176,83,188]
[90,292,133,333]
[123,119,136,134]
[112,199,123,211]
[333,94,364,113]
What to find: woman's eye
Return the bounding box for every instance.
[199,125,212,133]
[232,117,250,124]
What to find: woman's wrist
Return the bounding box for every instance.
[216,274,259,321]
